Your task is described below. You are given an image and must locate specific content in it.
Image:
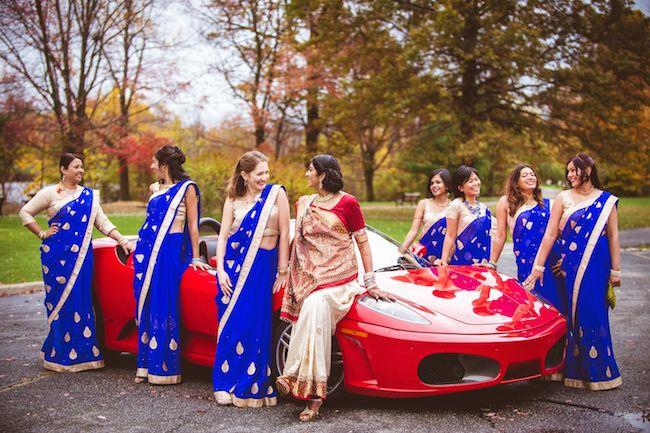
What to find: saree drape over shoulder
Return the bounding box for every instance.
[133,179,199,385]
[446,199,492,265]
[559,190,621,391]
[512,199,566,315]
[212,184,282,407]
[417,200,447,265]
[279,193,365,400]
[38,187,104,372]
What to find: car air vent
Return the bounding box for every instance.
[418,353,499,385]
[504,360,540,380]
[545,335,566,369]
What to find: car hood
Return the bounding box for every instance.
[362,266,562,334]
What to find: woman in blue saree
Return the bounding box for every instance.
[440,166,492,266]
[489,164,566,315]
[133,145,209,385]
[525,153,622,390]
[20,153,134,372]
[212,151,290,407]
[399,168,452,266]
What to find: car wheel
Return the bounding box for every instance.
[272,320,344,398]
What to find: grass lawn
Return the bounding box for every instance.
[1,196,648,285]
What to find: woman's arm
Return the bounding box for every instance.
[523,194,564,288]
[273,188,291,293]
[606,205,621,287]
[399,200,425,253]
[20,189,58,240]
[216,198,235,295]
[488,196,508,267]
[185,186,210,271]
[95,206,135,254]
[355,231,394,301]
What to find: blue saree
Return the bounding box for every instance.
[40,187,104,372]
[560,190,621,390]
[213,184,282,407]
[133,179,199,385]
[450,204,492,266]
[418,212,446,265]
[512,198,566,315]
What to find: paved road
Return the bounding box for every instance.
[1,248,648,433]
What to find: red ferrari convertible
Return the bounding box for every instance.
[92,218,566,398]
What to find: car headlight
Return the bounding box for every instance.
[358,295,430,324]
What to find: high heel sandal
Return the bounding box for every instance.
[299,399,322,422]
[275,376,291,396]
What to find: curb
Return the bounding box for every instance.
[0,281,43,297]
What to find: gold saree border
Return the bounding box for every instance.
[147,373,182,385]
[217,185,281,338]
[213,391,277,408]
[277,374,328,400]
[542,372,564,382]
[137,181,196,325]
[570,194,618,324]
[41,354,104,373]
[564,376,622,391]
[48,190,99,327]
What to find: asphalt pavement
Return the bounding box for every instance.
[0,247,648,433]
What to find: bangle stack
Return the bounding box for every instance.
[38,230,47,240]
[610,269,622,278]
[278,266,288,276]
[191,257,206,264]
[533,264,545,273]
[363,272,378,291]
[487,261,497,270]
[117,236,130,247]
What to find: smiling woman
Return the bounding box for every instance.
[18,153,134,373]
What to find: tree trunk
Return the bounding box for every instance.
[118,155,130,200]
[459,4,479,140]
[305,88,320,157]
[254,124,265,148]
[361,146,376,201]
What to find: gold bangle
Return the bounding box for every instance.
[278,267,288,276]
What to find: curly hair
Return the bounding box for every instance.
[154,145,189,183]
[505,163,544,217]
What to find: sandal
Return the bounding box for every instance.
[134,376,146,384]
[299,399,322,422]
[275,376,291,396]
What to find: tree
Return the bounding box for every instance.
[0,0,122,154]
[200,0,288,151]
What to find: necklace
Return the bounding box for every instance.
[57,182,77,194]
[464,199,483,216]
[314,192,335,204]
[574,186,595,196]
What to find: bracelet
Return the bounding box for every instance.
[38,230,47,240]
[487,261,497,270]
[533,264,545,273]
[610,269,621,277]
[278,266,288,276]
[363,272,378,290]
[117,236,129,246]
[398,245,407,254]
[191,257,206,264]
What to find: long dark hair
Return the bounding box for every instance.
[59,152,83,180]
[154,145,189,183]
[505,163,543,216]
[226,150,269,198]
[566,153,601,189]
[426,168,452,198]
[452,165,479,199]
[311,154,344,193]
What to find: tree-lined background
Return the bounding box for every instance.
[1,0,649,217]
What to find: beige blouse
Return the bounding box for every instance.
[422,199,447,233]
[230,198,279,237]
[19,185,116,236]
[557,189,602,231]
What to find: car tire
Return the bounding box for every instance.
[271,320,345,399]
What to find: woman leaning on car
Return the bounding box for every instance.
[19,152,134,372]
[131,145,210,385]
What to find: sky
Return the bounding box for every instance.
[155,0,650,129]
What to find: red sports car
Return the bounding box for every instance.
[92,218,566,398]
